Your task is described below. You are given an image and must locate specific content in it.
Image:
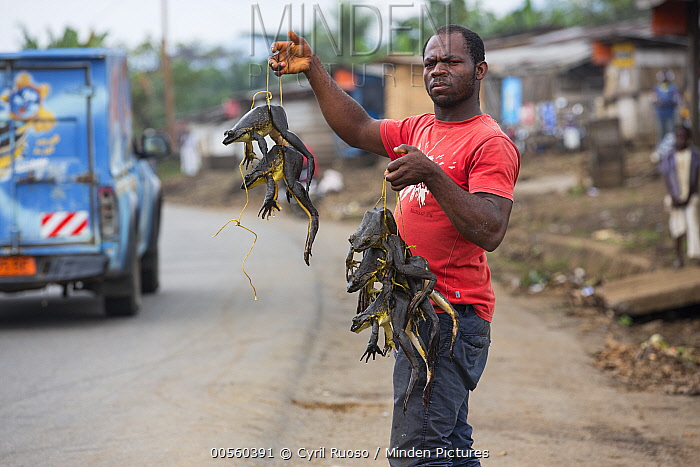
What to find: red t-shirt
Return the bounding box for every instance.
[380,113,520,322]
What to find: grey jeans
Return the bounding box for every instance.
[389,305,491,467]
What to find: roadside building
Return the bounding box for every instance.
[485,19,686,148]
[380,19,687,151]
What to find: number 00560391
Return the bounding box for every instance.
[0,257,37,276]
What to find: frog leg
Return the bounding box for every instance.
[417,296,440,371]
[286,184,318,265]
[430,290,459,360]
[284,129,315,192]
[396,275,435,409]
[278,145,318,264]
[403,271,439,403]
[390,245,438,319]
[242,142,259,169]
[405,315,433,408]
[242,145,283,218]
[392,289,421,413]
[381,317,396,353]
[403,255,440,376]
[258,175,281,219]
[389,249,437,409]
[250,132,268,165]
[360,318,386,363]
[413,297,441,407]
[269,105,315,191]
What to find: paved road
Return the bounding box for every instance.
[0,204,321,465]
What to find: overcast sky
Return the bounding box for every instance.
[0,0,535,52]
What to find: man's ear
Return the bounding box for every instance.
[475,61,488,81]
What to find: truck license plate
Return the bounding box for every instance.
[0,256,37,276]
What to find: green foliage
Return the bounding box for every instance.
[128,40,264,134]
[20,25,109,49]
[568,184,586,197]
[304,0,382,65]
[622,228,663,254]
[529,0,646,32]
[128,40,164,133]
[522,268,550,288]
[617,314,633,326]
[391,0,647,46]
[155,157,182,181]
[391,0,497,55]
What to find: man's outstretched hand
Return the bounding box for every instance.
[269,30,313,76]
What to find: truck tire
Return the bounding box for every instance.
[140,244,159,294]
[141,202,161,294]
[104,239,142,317]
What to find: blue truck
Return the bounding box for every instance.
[0,48,168,316]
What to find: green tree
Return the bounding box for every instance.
[20,25,109,49]
[541,0,647,27]
[391,0,647,45]
[129,39,261,133]
[129,40,165,133]
[304,0,383,65]
[390,1,497,55]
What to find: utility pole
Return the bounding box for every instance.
[161,0,177,152]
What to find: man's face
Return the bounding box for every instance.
[675,127,690,150]
[423,32,481,108]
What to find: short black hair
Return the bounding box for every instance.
[676,124,692,139]
[422,24,485,63]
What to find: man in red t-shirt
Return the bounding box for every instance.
[270,24,519,466]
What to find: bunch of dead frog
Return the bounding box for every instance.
[223,103,318,265]
[345,206,460,411]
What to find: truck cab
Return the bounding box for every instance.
[0,48,167,316]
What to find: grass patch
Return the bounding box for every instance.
[156,157,181,181]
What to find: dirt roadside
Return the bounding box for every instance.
[234,213,700,467]
[161,148,699,465]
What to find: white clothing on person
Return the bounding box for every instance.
[180,132,202,176]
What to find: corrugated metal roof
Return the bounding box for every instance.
[483,19,686,74]
[486,39,591,73]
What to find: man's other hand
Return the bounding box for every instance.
[385,145,439,191]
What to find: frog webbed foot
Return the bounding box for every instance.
[242,142,259,170]
[258,198,281,219]
[360,342,385,363]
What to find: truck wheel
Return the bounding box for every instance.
[141,243,159,294]
[104,244,142,317]
[141,204,161,294]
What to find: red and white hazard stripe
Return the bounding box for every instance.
[41,211,89,238]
